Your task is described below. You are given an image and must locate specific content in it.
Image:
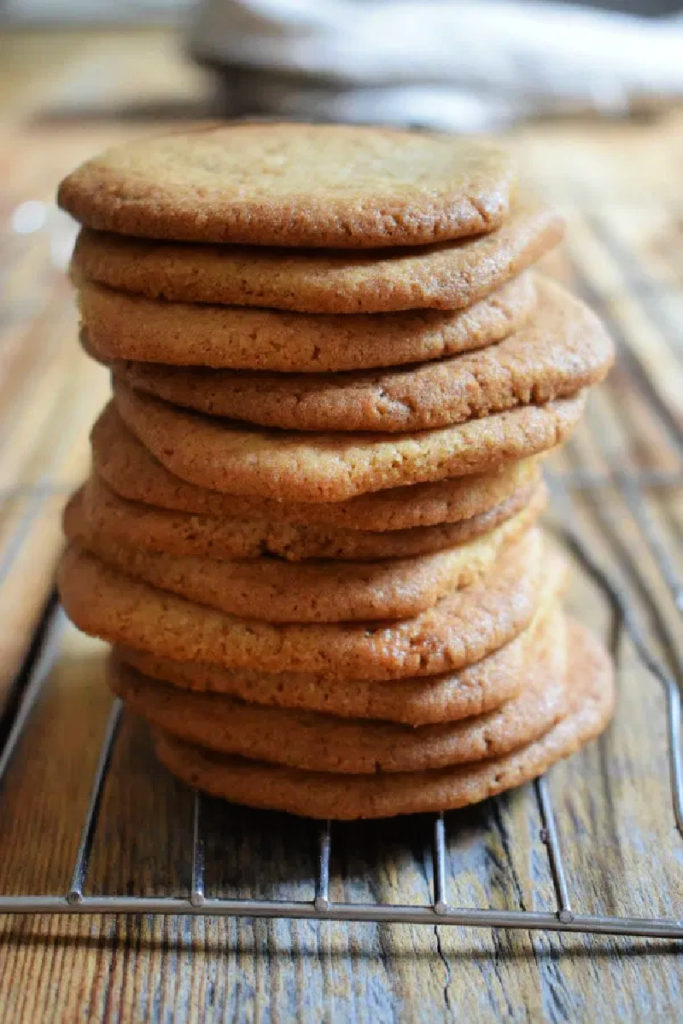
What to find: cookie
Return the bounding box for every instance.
[115,557,566,725]
[106,279,612,433]
[153,620,614,818]
[91,403,544,531]
[109,604,566,773]
[64,487,543,622]
[114,381,584,503]
[58,124,513,248]
[79,274,535,373]
[71,202,562,314]
[81,472,542,562]
[57,528,542,679]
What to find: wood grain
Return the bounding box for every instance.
[0,25,681,1024]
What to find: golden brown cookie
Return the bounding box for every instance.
[79,274,535,373]
[113,381,585,502]
[152,620,614,818]
[106,279,612,433]
[64,487,543,622]
[91,403,544,531]
[109,604,566,773]
[80,472,542,562]
[58,124,514,248]
[57,528,542,679]
[114,560,566,725]
[71,202,562,313]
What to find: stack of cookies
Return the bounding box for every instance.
[56,124,615,819]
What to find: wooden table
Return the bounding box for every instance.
[0,27,681,1023]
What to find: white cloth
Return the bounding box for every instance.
[189,0,683,128]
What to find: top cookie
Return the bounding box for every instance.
[57,123,514,248]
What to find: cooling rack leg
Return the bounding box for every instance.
[190,791,206,906]
[614,470,683,612]
[67,699,123,903]
[314,820,332,911]
[431,813,449,915]
[0,600,66,786]
[665,682,683,836]
[548,472,683,837]
[534,776,574,922]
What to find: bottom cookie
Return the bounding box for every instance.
[153,620,614,819]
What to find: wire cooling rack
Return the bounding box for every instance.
[0,250,681,940]
[0,460,680,940]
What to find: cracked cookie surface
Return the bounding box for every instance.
[91,403,544,530]
[79,274,535,373]
[113,380,585,502]
[71,203,561,313]
[106,279,612,432]
[152,620,614,818]
[57,529,542,679]
[109,604,566,773]
[64,486,543,622]
[114,556,566,726]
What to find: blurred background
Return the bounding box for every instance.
[2,1,683,128]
